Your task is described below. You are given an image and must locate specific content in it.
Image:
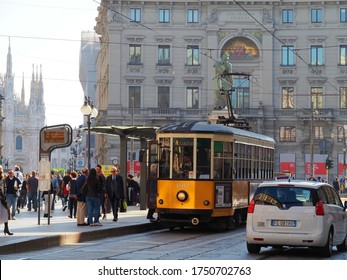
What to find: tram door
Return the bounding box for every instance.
[147,140,158,210]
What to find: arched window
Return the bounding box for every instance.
[222,36,259,59]
[16,136,23,150]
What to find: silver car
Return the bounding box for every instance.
[246,180,347,257]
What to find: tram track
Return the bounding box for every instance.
[6,226,345,260]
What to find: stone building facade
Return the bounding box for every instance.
[93,0,347,180]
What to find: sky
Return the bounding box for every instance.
[0,0,100,128]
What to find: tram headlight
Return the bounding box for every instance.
[158,199,164,204]
[176,190,188,202]
[203,200,210,206]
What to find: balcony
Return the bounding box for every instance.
[98,107,346,126]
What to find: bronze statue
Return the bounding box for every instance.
[214,54,233,91]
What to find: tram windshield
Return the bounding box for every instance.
[158,137,211,179]
[173,138,194,179]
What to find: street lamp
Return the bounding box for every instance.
[343,126,347,193]
[0,94,4,159]
[80,96,98,170]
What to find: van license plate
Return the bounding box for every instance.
[271,220,296,227]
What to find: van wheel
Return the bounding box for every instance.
[321,229,333,257]
[247,242,261,254]
[337,234,347,252]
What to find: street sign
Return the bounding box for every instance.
[77,158,84,167]
[40,124,73,154]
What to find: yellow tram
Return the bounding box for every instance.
[149,121,275,230]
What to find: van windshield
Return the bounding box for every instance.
[254,186,313,209]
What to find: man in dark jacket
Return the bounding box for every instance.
[105,166,124,222]
[27,171,38,212]
[76,168,88,226]
[333,177,340,193]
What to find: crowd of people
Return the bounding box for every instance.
[307,174,346,194]
[0,163,158,236]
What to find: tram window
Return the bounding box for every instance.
[158,147,170,179]
[197,138,211,179]
[224,159,232,179]
[214,141,233,180]
[173,138,193,179]
[214,158,223,179]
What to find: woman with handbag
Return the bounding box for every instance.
[5,169,21,220]
[0,167,13,235]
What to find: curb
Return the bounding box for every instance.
[0,222,162,255]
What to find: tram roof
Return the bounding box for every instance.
[87,125,158,140]
[157,121,275,143]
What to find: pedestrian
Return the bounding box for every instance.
[27,171,38,212]
[339,177,346,194]
[13,165,24,184]
[76,168,88,226]
[0,165,5,194]
[85,168,102,226]
[42,171,54,218]
[5,169,21,220]
[135,172,141,184]
[56,172,63,204]
[105,165,124,222]
[333,177,340,193]
[0,186,13,235]
[18,173,29,209]
[13,165,24,214]
[127,174,140,206]
[95,164,107,220]
[67,171,78,218]
[61,170,71,211]
[146,164,158,222]
[51,171,59,211]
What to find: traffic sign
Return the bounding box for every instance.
[77,158,84,167]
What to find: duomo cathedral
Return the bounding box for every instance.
[0,40,46,173]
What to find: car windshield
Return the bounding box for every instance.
[253,186,313,209]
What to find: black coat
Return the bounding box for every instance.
[105,174,124,199]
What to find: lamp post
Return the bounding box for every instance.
[343,126,347,193]
[0,94,4,160]
[310,104,314,177]
[80,96,98,170]
[130,96,134,175]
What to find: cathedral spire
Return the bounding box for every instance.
[21,72,25,104]
[29,64,36,105]
[38,65,44,105]
[6,37,12,76]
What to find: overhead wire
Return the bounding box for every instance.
[2,1,346,127]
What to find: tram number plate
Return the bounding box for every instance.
[271,220,296,227]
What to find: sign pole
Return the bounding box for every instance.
[39,124,73,225]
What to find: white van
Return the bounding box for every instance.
[246,180,347,257]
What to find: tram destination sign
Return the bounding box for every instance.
[40,124,73,153]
